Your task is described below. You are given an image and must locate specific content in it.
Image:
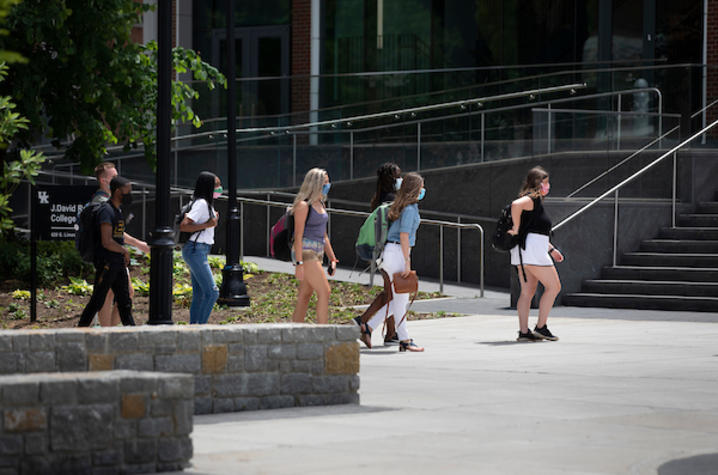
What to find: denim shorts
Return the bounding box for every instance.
[291,238,324,263]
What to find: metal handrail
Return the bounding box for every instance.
[565,125,681,198]
[531,108,679,119]
[552,119,718,267]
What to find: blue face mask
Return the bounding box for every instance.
[394,177,403,191]
[417,188,426,201]
[322,183,331,195]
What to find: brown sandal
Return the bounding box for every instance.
[353,316,372,349]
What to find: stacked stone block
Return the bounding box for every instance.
[0,370,193,474]
[0,324,360,415]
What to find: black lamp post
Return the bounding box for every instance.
[219,0,250,306]
[148,0,174,324]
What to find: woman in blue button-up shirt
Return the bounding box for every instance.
[359,172,425,352]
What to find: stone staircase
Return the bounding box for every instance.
[563,192,718,312]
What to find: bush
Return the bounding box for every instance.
[0,235,93,287]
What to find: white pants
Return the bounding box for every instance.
[367,243,411,341]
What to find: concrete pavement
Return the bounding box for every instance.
[169,307,718,474]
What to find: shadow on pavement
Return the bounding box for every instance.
[195,404,393,426]
[360,349,397,355]
[657,453,718,474]
[476,341,548,346]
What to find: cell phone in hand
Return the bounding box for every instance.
[327,263,335,276]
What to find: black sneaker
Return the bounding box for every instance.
[533,325,559,341]
[516,330,540,342]
[383,334,400,346]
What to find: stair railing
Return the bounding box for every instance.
[552,119,718,266]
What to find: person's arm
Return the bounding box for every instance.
[293,202,309,280]
[180,202,218,233]
[508,196,533,235]
[548,243,565,262]
[101,222,129,265]
[123,233,150,254]
[399,232,411,277]
[324,233,338,271]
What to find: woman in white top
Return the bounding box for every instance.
[180,171,222,324]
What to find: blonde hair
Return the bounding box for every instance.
[388,172,423,221]
[518,166,549,199]
[292,168,327,211]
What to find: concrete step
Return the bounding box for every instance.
[621,252,718,268]
[657,227,718,240]
[601,265,718,282]
[678,214,718,227]
[640,239,718,253]
[583,279,718,297]
[563,293,718,312]
[696,202,718,213]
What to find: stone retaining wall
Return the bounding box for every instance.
[0,324,360,414]
[0,370,193,474]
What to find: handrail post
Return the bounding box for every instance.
[349,131,354,180]
[457,216,461,283]
[613,189,619,267]
[240,201,244,263]
[142,186,147,240]
[547,104,552,154]
[292,134,297,187]
[480,113,485,162]
[266,193,271,256]
[416,122,421,171]
[658,92,663,148]
[672,152,677,228]
[479,226,484,297]
[439,225,444,294]
[617,93,622,150]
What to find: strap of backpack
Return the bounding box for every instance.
[518,247,527,283]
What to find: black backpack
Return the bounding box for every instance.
[75,201,104,263]
[174,199,212,246]
[491,204,518,252]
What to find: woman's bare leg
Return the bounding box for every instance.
[524,265,561,328]
[302,260,331,324]
[292,278,313,323]
[516,267,539,333]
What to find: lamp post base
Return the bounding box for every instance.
[218,265,250,306]
[148,226,175,325]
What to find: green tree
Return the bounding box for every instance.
[0,61,43,235]
[0,0,225,172]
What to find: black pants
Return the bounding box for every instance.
[78,260,135,327]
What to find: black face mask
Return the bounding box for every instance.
[121,192,133,207]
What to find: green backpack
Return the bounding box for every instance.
[355,202,392,263]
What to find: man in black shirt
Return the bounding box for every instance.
[78,176,136,326]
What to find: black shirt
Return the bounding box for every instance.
[96,201,126,264]
[518,196,552,248]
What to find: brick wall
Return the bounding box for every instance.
[291,0,312,123]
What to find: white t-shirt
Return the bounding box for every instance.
[186,199,215,245]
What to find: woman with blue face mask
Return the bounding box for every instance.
[357,172,425,352]
[291,168,338,324]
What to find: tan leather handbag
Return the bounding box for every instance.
[392,271,418,294]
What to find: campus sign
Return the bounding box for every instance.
[34,185,95,241]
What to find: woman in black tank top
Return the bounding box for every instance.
[507,167,564,342]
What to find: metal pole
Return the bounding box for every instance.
[456,217,461,283]
[658,92,663,148]
[174,128,179,187]
[479,226,484,297]
[142,186,146,240]
[439,225,444,294]
[617,94,622,150]
[266,193,270,256]
[349,131,354,180]
[480,113,485,162]
[148,0,175,324]
[292,134,297,187]
[613,189,619,267]
[219,0,250,306]
[30,185,37,323]
[547,104,552,154]
[416,122,421,171]
[240,201,244,263]
[672,152,677,228]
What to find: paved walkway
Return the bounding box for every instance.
[168,304,718,474]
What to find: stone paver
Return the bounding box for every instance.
[169,308,718,474]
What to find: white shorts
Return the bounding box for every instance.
[510,233,553,266]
